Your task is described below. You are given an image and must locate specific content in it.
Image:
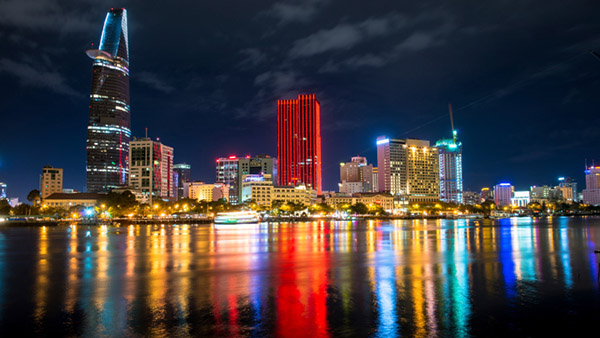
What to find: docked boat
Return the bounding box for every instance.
[214,211,260,224]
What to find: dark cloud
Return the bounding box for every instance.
[289,13,406,58]
[136,71,175,94]
[260,0,329,26]
[0,0,109,33]
[0,57,80,96]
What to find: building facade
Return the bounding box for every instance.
[216,156,240,204]
[372,167,379,193]
[511,191,530,207]
[558,177,577,202]
[339,156,374,193]
[583,166,600,205]
[44,193,104,208]
[40,165,63,199]
[173,163,191,200]
[435,133,463,204]
[326,193,394,213]
[463,191,481,205]
[530,185,551,202]
[188,182,229,202]
[376,137,440,203]
[129,137,174,204]
[241,174,316,208]
[494,183,513,207]
[86,8,131,192]
[277,94,322,194]
[238,155,277,203]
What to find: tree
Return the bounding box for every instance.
[27,190,41,206]
[350,203,368,215]
[0,199,11,215]
[101,190,139,217]
[12,203,32,216]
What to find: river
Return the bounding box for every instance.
[0,217,599,337]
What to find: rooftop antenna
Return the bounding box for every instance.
[448,103,456,143]
[145,127,148,138]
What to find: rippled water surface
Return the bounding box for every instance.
[1,217,599,337]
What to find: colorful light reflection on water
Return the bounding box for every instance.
[1,217,600,337]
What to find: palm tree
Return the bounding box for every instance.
[27,189,41,206]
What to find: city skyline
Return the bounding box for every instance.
[1,1,600,200]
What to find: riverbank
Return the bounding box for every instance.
[2,212,600,226]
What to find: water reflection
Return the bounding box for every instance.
[0,217,599,336]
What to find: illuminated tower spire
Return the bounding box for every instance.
[85,8,131,192]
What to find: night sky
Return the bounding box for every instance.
[1,0,600,200]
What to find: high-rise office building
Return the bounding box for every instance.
[216,156,240,204]
[582,166,600,205]
[40,165,63,199]
[376,137,440,203]
[558,177,577,202]
[173,163,191,200]
[494,183,513,207]
[371,167,379,193]
[216,155,277,204]
[339,156,373,194]
[129,137,174,204]
[86,8,131,192]
[277,94,322,194]
[435,131,463,204]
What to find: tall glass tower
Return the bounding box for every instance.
[85,8,131,192]
[435,130,463,204]
[277,94,322,194]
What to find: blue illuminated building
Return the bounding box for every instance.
[435,130,463,204]
[85,8,131,192]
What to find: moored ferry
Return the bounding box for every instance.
[214,211,260,224]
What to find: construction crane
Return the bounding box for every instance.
[590,50,600,62]
[448,103,457,143]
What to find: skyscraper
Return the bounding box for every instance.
[277,94,322,194]
[85,8,131,192]
[216,156,240,204]
[436,130,463,204]
[494,183,513,207]
[173,163,191,200]
[582,166,600,205]
[377,137,440,203]
[129,137,174,204]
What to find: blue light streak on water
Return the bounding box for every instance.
[499,219,517,300]
[443,224,471,338]
[374,228,399,338]
[559,227,572,289]
[375,265,398,338]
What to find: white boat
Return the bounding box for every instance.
[214,211,260,224]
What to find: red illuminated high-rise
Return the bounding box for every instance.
[277,94,322,194]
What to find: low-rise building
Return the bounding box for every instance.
[187,181,229,202]
[511,191,530,207]
[326,193,394,213]
[44,193,104,208]
[241,175,316,208]
[463,191,481,205]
